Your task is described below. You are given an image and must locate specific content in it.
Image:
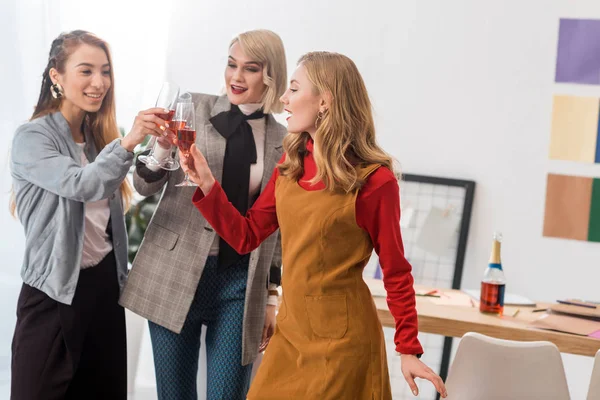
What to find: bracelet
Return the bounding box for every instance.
[268,290,279,297]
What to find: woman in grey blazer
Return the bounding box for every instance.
[120,29,287,400]
[9,30,164,400]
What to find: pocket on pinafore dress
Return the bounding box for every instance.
[304,294,348,339]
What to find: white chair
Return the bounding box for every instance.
[587,349,600,400]
[445,332,570,400]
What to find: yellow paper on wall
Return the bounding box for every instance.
[549,95,598,163]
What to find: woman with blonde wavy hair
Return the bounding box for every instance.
[10,30,164,399]
[181,51,448,399]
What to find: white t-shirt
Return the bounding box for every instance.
[77,142,113,269]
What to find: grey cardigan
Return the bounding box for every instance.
[10,112,133,304]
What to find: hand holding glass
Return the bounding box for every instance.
[138,82,180,170]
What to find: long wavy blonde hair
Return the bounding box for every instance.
[10,30,133,216]
[278,51,395,193]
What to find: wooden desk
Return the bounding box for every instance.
[367,280,600,357]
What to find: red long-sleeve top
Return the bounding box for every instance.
[192,140,423,355]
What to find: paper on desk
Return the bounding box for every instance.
[550,303,600,319]
[365,278,473,307]
[589,330,600,339]
[415,207,461,257]
[429,291,475,307]
[364,279,453,301]
[464,289,536,307]
[529,313,600,336]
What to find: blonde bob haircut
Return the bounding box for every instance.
[230,29,287,114]
[278,51,395,193]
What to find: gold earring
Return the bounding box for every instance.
[51,83,64,99]
[314,111,324,129]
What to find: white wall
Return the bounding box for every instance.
[164,0,600,398]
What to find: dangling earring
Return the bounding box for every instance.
[51,82,64,99]
[314,110,324,129]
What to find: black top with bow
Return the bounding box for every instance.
[209,104,265,267]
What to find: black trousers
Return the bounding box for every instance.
[11,251,127,400]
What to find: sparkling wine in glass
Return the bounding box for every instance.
[174,102,198,187]
[138,82,180,170]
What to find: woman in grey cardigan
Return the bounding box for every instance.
[120,29,287,400]
[10,30,164,400]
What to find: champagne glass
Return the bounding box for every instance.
[174,102,198,187]
[138,82,180,170]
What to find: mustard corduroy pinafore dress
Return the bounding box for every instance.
[247,164,393,400]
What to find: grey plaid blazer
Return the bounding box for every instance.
[119,93,286,365]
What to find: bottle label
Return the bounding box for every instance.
[480,282,505,313]
[489,263,503,270]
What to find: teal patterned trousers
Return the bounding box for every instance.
[149,256,253,400]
